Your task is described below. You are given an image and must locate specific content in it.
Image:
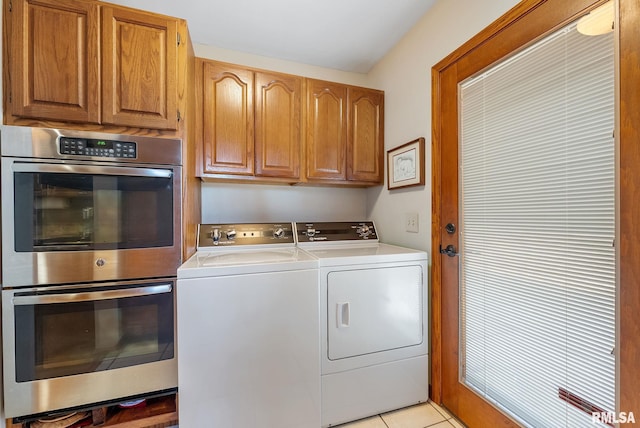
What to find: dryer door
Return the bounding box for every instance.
[327,265,423,360]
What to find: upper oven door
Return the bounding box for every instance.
[1,158,182,286]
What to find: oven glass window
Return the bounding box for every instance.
[13,284,174,382]
[13,170,174,251]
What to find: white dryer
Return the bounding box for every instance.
[177,223,320,428]
[296,221,429,427]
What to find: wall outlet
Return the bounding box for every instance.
[405,213,419,233]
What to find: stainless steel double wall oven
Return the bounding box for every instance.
[1,126,182,419]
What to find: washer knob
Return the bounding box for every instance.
[211,228,221,245]
[226,229,237,240]
[273,228,285,239]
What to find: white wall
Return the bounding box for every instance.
[195,44,371,88]
[365,0,521,251]
[201,183,367,223]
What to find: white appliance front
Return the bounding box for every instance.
[177,241,320,428]
[319,257,428,427]
[326,264,424,363]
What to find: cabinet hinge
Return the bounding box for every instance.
[8,91,11,103]
[8,0,12,12]
[177,110,181,122]
[177,33,181,46]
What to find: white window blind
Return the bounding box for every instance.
[459,18,614,428]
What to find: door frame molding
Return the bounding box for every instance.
[431,0,639,423]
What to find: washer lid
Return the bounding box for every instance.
[177,247,317,278]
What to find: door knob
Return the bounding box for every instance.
[445,223,456,234]
[439,244,459,257]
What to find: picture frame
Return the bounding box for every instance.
[387,137,425,190]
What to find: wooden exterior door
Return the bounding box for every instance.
[254,71,302,179]
[198,60,254,176]
[101,6,178,130]
[347,87,384,183]
[8,0,100,123]
[305,79,348,181]
[430,0,640,426]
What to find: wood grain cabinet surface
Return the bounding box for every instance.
[5,0,180,130]
[197,65,383,186]
[198,60,255,175]
[255,71,302,179]
[305,79,348,181]
[101,6,178,130]
[306,79,384,185]
[347,86,384,183]
[196,59,302,181]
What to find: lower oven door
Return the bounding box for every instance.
[2,278,177,418]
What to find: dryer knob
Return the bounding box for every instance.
[273,228,285,239]
[358,225,371,238]
[226,229,237,240]
[306,228,316,237]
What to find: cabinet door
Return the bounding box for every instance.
[347,87,384,183]
[255,72,302,179]
[9,0,100,123]
[102,6,178,130]
[305,79,348,180]
[199,61,254,175]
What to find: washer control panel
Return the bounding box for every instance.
[197,223,295,247]
[295,221,378,243]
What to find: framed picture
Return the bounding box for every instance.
[387,137,425,190]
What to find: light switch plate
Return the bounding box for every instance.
[405,213,419,233]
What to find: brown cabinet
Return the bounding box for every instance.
[8,0,100,123]
[306,79,384,185]
[5,0,180,130]
[305,79,348,180]
[255,71,302,179]
[347,86,384,183]
[101,6,178,129]
[197,59,302,181]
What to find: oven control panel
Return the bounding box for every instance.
[197,223,295,248]
[59,137,137,159]
[295,221,378,243]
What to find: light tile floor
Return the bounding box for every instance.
[335,401,466,428]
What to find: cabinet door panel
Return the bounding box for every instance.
[255,72,301,179]
[200,62,254,175]
[10,0,99,123]
[348,87,384,183]
[306,80,347,180]
[102,6,178,130]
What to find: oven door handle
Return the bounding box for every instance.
[11,162,173,178]
[13,284,172,305]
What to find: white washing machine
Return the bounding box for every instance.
[177,223,320,428]
[296,221,429,427]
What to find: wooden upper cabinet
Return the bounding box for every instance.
[306,80,383,184]
[195,61,383,186]
[199,60,254,175]
[255,72,302,179]
[348,87,384,183]
[305,79,348,180]
[5,0,180,130]
[102,6,178,130]
[8,0,100,123]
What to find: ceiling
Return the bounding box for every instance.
[105,0,438,73]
